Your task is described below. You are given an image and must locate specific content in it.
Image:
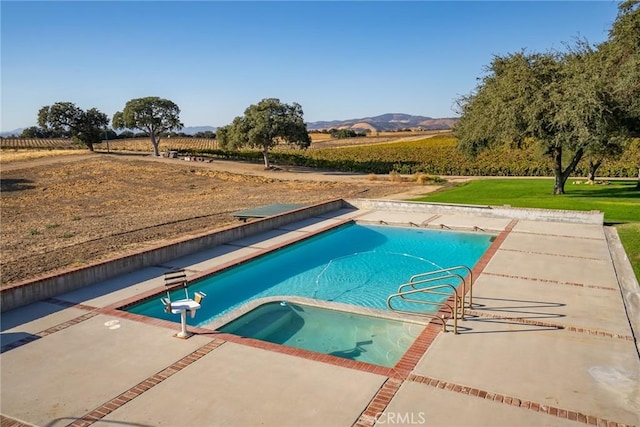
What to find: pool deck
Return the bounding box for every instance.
[1,205,639,427]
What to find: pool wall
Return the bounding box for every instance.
[1,199,346,312]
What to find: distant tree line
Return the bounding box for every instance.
[18,123,215,140]
[329,129,368,139]
[19,96,306,160]
[313,128,371,136]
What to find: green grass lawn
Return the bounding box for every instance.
[413,178,640,279]
[615,222,640,280]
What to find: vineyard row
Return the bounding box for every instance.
[2,135,638,178]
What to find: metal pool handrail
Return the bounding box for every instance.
[409,266,474,308]
[398,273,467,320]
[386,283,460,334]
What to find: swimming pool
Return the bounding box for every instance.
[127,223,494,326]
[219,301,424,367]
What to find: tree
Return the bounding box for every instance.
[194,130,216,139]
[112,97,183,156]
[117,130,135,139]
[625,138,640,188]
[77,108,111,150]
[599,0,640,187]
[583,133,625,184]
[603,1,640,123]
[454,47,623,194]
[103,128,118,140]
[20,126,51,138]
[38,102,109,151]
[564,40,627,184]
[330,128,363,139]
[217,98,311,168]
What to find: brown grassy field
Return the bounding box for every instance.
[0,149,88,163]
[308,132,333,141]
[95,138,219,153]
[0,138,83,150]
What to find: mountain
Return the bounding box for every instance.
[181,126,217,135]
[0,128,26,137]
[305,113,458,132]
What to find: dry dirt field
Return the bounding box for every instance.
[1,152,426,287]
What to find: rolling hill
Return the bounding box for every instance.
[305,113,458,132]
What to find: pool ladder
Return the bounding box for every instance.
[386,266,473,334]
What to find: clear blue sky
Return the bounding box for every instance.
[0,1,621,132]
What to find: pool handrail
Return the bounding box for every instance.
[397,273,466,320]
[409,266,474,308]
[386,283,460,334]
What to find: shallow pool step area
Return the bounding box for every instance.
[219,301,296,340]
[218,301,425,368]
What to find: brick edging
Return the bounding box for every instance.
[483,272,617,291]
[499,247,604,261]
[510,230,604,241]
[69,339,225,427]
[465,310,634,341]
[1,312,99,354]
[406,374,629,426]
[353,378,404,427]
[0,414,33,427]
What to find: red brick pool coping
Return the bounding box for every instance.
[2,219,634,427]
[353,373,631,427]
[67,339,226,427]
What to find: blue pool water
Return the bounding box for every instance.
[219,301,424,367]
[127,223,494,326]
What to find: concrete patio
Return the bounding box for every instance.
[1,201,638,427]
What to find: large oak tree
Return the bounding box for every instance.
[112,97,183,157]
[600,0,640,187]
[217,98,311,169]
[455,1,639,194]
[455,47,628,195]
[38,102,109,151]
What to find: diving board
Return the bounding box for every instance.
[231,203,307,222]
